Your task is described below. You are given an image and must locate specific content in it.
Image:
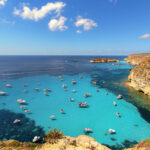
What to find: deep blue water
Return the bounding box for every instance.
[0,56,150,148]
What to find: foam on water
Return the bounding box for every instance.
[1,72,150,145]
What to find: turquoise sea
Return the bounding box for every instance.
[0,56,150,148]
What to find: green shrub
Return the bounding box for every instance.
[43,128,64,144]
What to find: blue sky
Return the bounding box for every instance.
[0,0,150,55]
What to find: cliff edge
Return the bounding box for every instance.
[125,54,150,95]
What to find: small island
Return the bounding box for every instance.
[90,58,119,63]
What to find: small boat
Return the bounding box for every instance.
[60,109,65,114]
[84,128,92,133]
[106,92,108,95]
[13,119,21,124]
[113,101,117,106]
[80,76,83,79]
[109,129,116,134]
[72,80,76,84]
[32,136,40,143]
[24,109,30,112]
[96,89,99,92]
[60,78,64,81]
[117,94,123,99]
[62,84,67,88]
[44,88,51,92]
[44,92,48,96]
[35,88,40,91]
[49,115,55,120]
[91,80,97,85]
[72,89,76,93]
[0,91,6,96]
[17,99,26,104]
[84,93,91,97]
[78,102,88,108]
[69,98,74,102]
[116,112,121,117]
[6,84,12,88]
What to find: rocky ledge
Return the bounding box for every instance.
[0,135,110,150]
[125,139,150,150]
[90,58,119,63]
[124,53,150,65]
[125,53,150,95]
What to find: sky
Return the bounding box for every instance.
[0,0,150,55]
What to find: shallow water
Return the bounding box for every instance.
[0,56,150,146]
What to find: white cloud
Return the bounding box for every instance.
[139,34,150,39]
[75,16,97,31]
[0,0,7,6]
[48,16,67,31]
[13,2,66,21]
[76,30,82,34]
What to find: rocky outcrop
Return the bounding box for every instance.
[0,135,110,150]
[125,139,150,150]
[90,58,119,63]
[124,53,150,65]
[125,54,150,96]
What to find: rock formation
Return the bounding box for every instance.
[0,135,110,150]
[125,54,150,95]
[90,58,119,63]
[125,139,150,150]
[124,53,150,65]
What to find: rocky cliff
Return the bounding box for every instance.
[0,135,110,150]
[125,139,150,150]
[124,53,150,65]
[125,54,150,95]
[90,58,119,63]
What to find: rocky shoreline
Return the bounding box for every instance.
[125,53,150,96]
[90,58,119,63]
[0,135,110,150]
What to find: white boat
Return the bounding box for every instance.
[84,93,91,97]
[24,109,30,112]
[13,119,21,124]
[69,98,74,102]
[32,136,40,143]
[117,94,123,99]
[17,99,26,104]
[113,101,117,106]
[0,91,6,96]
[84,128,92,133]
[72,89,76,93]
[6,84,12,88]
[78,102,88,108]
[49,115,55,120]
[109,129,116,134]
[71,80,76,84]
[62,84,67,88]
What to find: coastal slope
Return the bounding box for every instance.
[125,54,150,95]
[0,135,110,150]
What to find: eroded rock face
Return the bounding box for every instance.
[126,60,150,95]
[124,53,150,65]
[0,135,110,150]
[125,139,150,150]
[90,58,119,63]
[39,135,110,150]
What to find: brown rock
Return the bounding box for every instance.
[90,58,119,63]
